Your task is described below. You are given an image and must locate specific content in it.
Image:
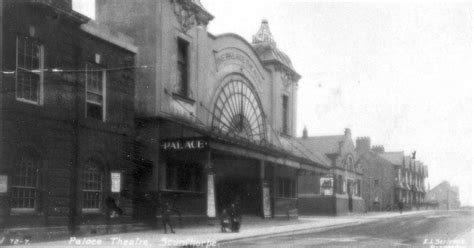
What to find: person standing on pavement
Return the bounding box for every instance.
[161,202,177,234]
[397,200,404,214]
[229,203,241,232]
[220,208,230,232]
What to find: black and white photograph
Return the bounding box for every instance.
[0,0,472,247]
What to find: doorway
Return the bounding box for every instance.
[216,177,261,216]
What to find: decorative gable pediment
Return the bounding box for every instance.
[171,0,214,32]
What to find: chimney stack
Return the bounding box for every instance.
[371,145,385,154]
[344,128,351,139]
[356,137,371,153]
[302,126,308,139]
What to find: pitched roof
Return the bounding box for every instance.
[361,150,392,166]
[428,181,458,195]
[379,151,405,166]
[404,156,412,168]
[293,141,332,167]
[297,135,345,155]
[275,136,331,167]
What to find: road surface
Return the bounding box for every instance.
[225,209,473,247]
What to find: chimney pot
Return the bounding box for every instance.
[344,128,351,138]
[371,145,385,153]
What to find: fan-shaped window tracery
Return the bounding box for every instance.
[212,79,266,142]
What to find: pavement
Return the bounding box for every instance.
[17,210,433,248]
[227,209,473,247]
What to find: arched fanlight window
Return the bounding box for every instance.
[212,79,266,143]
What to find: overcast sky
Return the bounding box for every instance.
[73,0,472,206]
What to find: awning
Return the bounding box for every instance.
[140,115,330,172]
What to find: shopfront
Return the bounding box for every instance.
[134,117,323,223]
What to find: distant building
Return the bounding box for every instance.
[426,181,460,210]
[378,151,428,209]
[355,138,395,211]
[298,128,364,215]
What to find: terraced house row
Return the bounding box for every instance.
[0,0,429,241]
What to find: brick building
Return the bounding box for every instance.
[95,0,328,225]
[355,138,395,211]
[0,0,138,240]
[379,151,428,209]
[297,128,364,215]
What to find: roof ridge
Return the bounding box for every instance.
[299,134,345,139]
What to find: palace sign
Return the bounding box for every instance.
[160,138,209,152]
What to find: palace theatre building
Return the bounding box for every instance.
[97,0,328,222]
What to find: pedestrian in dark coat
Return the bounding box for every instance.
[398,201,404,214]
[220,209,230,232]
[105,197,123,218]
[229,203,241,232]
[161,202,178,234]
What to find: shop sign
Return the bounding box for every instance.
[111,172,121,193]
[320,177,333,196]
[160,138,209,152]
[0,175,7,193]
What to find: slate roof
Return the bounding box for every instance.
[297,135,345,155]
[358,150,392,168]
[292,140,332,167]
[403,156,411,168]
[275,136,331,167]
[379,152,405,166]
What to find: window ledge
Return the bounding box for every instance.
[10,209,42,215]
[275,196,297,200]
[82,209,103,214]
[172,93,195,105]
[16,97,42,106]
[161,189,205,194]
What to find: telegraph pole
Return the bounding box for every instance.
[446,188,450,211]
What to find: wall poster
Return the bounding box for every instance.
[207,174,216,217]
[111,172,121,193]
[262,186,271,218]
[320,176,334,196]
[0,175,7,193]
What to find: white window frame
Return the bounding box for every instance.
[15,36,44,105]
[11,156,39,213]
[85,63,107,122]
[81,163,104,213]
